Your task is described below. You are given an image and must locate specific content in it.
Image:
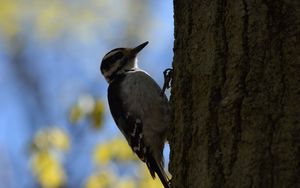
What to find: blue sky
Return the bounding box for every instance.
[0,0,173,187]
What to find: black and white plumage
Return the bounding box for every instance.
[100,41,170,188]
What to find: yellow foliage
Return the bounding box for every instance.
[90,100,105,129]
[78,95,95,113]
[85,171,115,188]
[139,177,164,188]
[35,1,65,40]
[69,105,83,123]
[31,128,69,187]
[32,127,70,152]
[33,131,50,150]
[69,94,94,124]
[93,137,137,165]
[69,95,105,129]
[0,0,151,43]
[0,0,100,41]
[138,166,164,188]
[48,128,70,151]
[116,178,136,188]
[0,0,21,39]
[32,151,66,188]
[93,142,111,165]
[90,137,169,187]
[110,137,137,162]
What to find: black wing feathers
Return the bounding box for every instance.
[107,74,170,188]
[108,76,148,159]
[147,154,170,188]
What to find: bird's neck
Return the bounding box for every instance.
[122,57,138,71]
[108,58,139,83]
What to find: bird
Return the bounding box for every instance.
[100,41,171,188]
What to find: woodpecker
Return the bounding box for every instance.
[100,41,170,188]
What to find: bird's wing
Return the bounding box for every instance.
[107,70,170,188]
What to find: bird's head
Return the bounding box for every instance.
[100,41,149,83]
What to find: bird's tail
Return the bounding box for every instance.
[147,155,171,188]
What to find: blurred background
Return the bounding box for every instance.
[0,0,173,187]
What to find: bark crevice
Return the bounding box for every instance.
[206,0,229,186]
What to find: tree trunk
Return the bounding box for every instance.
[169,0,300,187]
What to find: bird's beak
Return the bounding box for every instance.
[130,41,149,56]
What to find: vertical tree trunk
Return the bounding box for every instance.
[169,0,300,187]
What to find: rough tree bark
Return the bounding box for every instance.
[169,0,300,187]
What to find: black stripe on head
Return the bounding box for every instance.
[106,48,124,55]
[100,49,125,71]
